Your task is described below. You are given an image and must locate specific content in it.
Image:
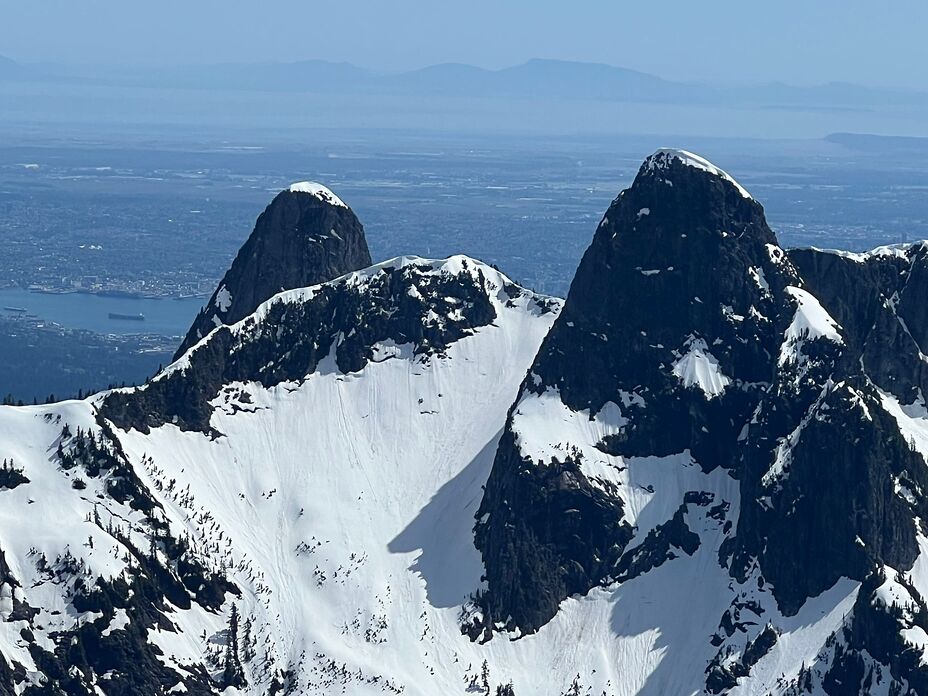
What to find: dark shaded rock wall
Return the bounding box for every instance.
[174,187,371,359]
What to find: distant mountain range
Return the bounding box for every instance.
[827,131,928,152]
[3,54,928,111]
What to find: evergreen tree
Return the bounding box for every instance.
[240,615,254,662]
[222,604,246,688]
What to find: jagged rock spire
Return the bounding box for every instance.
[174,182,371,359]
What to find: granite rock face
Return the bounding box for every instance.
[476,150,807,632]
[473,150,928,692]
[174,183,371,359]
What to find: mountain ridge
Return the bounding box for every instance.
[4,54,927,110]
[4,151,928,694]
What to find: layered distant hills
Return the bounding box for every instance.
[4,54,928,112]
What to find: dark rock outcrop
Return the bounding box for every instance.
[791,243,928,403]
[536,149,792,465]
[474,149,928,661]
[174,183,371,359]
[733,375,928,615]
[104,259,518,433]
[475,150,812,633]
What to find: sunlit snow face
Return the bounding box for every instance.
[288,181,348,208]
[645,148,753,199]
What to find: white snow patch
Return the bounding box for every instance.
[618,390,646,409]
[783,287,842,344]
[879,389,928,464]
[778,286,843,370]
[895,478,917,505]
[903,626,928,664]
[369,340,414,363]
[214,285,233,313]
[101,608,130,637]
[672,338,731,399]
[749,266,770,293]
[766,244,787,265]
[0,583,11,621]
[873,566,915,611]
[512,387,626,478]
[288,181,348,208]
[645,148,752,199]
[721,305,745,323]
[807,242,920,264]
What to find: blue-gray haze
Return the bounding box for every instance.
[2,0,927,89]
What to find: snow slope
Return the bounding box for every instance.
[0,256,572,695]
[114,263,561,694]
[0,252,868,696]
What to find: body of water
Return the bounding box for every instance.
[0,288,203,336]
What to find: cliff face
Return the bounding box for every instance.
[476,149,804,632]
[174,182,371,359]
[791,243,928,403]
[473,150,928,692]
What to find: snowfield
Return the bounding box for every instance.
[116,268,559,694]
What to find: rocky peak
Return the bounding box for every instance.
[473,148,923,664]
[173,182,372,359]
[473,150,806,634]
[537,149,796,458]
[641,148,754,200]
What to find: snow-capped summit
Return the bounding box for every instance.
[173,181,371,359]
[475,143,804,634]
[643,147,753,199]
[287,180,348,208]
[474,150,928,693]
[103,254,558,434]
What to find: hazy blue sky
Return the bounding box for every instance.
[2,0,926,89]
